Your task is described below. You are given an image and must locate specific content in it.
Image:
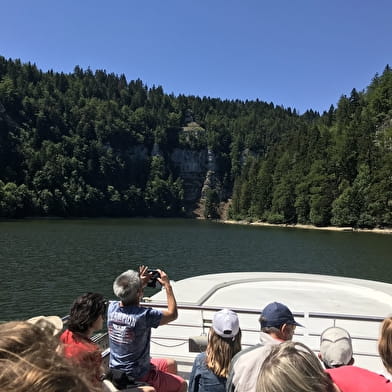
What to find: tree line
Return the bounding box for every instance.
[229,68,392,228]
[0,56,391,228]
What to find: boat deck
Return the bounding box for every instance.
[146,272,392,378]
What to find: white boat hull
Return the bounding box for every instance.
[146,272,392,378]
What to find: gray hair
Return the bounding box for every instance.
[113,270,141,305]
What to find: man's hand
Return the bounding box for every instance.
[139,265,151,288]
[157,269,170,288]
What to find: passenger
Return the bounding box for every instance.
[27,314,64,336]
[189,309,242,392]
[319,327,354,368]
[326,365,392,391]
[320,326,392,391]
[255,341,337,392]
[0,320,95,392]
[226,301,303,392]
[60,293,107,385]
[261,340,392,392]
[107,266,187,392]
[379,316,392,377]
[60,292,155,392]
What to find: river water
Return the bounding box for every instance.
[0,218,391,321]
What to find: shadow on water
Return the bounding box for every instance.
[0,218,391,320]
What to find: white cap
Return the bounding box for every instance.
[212,309,240,339]
[27,315,63,335]
[320,327,353,368]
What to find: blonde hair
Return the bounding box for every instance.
[205,327,242,377]
[378,316,392,375]
[256,341,335,392]
[0,321,97,392]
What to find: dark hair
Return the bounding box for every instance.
[68,293,106,334]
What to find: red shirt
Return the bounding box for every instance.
[60,329,102,384]
[327,366,392,392]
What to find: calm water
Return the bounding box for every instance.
[0,218,391,321]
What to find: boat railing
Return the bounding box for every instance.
[141,302,384,364]
[72,301,384,371]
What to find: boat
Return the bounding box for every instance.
[93,272,392,381]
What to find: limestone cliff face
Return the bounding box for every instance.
[127,117,226,213]
[200,149,220,198]
[129,144,221,207]
[128,144,219,203]
[170,148,208,201]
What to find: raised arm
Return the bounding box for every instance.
[157,269,178,325]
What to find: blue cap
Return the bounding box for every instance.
[260,302,303,328]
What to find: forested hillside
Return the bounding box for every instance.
[0,56,391,228]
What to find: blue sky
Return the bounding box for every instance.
[1,0,391,114]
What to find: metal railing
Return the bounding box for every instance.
[86,302,384,363]
[143,302,384,360]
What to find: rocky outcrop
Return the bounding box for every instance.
[170,148,208,201]
[126,121,227,216]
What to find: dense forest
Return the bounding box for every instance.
[0,56,391,228]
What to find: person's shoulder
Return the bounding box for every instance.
[133,305,161,316]
[259,332,282,345]
[60,329,89,345]
[195,351,206,361]
[60,328,72,343]
[236,343,264,357]
[108,300,120,311]
[192,351,207,372]
[328,366,392,387]
[232,344,264,365]
[130,306,162,323]
[328,366,377,376]
[145,306,163,318]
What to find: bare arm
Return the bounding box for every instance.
[157,269,178,325]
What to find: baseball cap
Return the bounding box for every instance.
[212,309,240,339]
[260,302,304,328]
[27,315,63,335]
[320,327,353,368]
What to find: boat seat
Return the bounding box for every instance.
[188,335,208,352]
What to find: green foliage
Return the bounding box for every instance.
[0,181,31,217]
[204,189,220,219]
[144,156,184,216]
[0,56,391,228]
[230,65,392,228]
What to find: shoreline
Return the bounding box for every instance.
[1,215,391,235]
[220,219,392,235]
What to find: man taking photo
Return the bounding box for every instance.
[107,266,187,392]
